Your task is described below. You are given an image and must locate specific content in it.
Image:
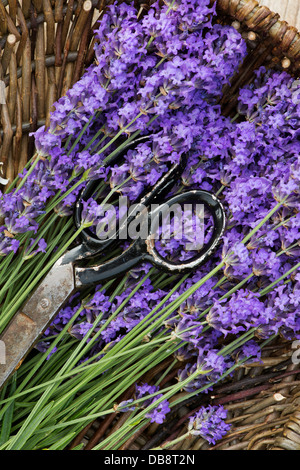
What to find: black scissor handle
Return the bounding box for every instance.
[143,189,226,273]
[74,189,225,286]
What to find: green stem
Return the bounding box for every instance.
[0,223,83,332]
[4,155,36,193]
[259,261,300,296]
[67,111,100,156]
[12,154,41,194]
[241,198,287,246]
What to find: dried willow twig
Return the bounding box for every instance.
[55,21,63,67]
[32,0,43,14]
[16,7,29,66]
[19,35,31,173]
[28,74,38,158]
[55,0,64,23]
[8,0,17,24]
[1,33,17,75]
[22,0,32,19]
[72,9,93,86]
[35,22,45,120]
[62,0,93,94]
[0,3,8,36]
[61,0,75,48]
[0,119,46,137]
[43,0,55,55]
[45,66,57,128]
[3,51,79,86]
[7,50,17,125]
[4,10,21,42]
[0,0,99,50]
[0,64,13,179]
[14,81,22,177]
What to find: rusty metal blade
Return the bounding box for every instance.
[0,259,76,389]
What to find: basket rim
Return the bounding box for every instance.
[217,0,300,66]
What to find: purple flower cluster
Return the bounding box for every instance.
[135,383,170,424]
[113,383,172,424]
[206,277,300,341]
[206,289,270,336]
[161,66,300,386]
[154,205,214,262]
[258,275,300,340]
[177,349,233,394]
[188,405,230,444]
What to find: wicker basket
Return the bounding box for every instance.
[0,0,104,182]
[1,0,300,451]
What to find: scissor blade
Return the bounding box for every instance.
[0,259,76,389]
[75,239,145,286]
[59,243,97,266]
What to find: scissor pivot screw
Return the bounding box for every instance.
[40,298,50,309]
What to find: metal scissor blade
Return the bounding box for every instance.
[75,239,145,286]
[59,243,97,266]
[0,258,76,389]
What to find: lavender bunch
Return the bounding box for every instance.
[0,0,299,451]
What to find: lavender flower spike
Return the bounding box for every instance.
[188,405,231,444]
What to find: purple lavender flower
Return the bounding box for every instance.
[235,340,262,364]
[23,238,47,260]
[115,399,135,412]
[188,405,230,444]
[80,198,103,228]
[221,237,252,280]
[177,348,233,394]
[69,321,93,340]
[0,0,248,247]
[83,290,111,323]
[0,232,20,256]
[135,382,170,424]
[169,315,204,346]
[256,281,300,340]
[206,289,272,336]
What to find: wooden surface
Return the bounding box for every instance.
[259,0,300,30]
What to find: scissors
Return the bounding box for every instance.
[0,136,226,388]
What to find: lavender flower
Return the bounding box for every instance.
[69,321,94,340]
[0,0,248,251]
[135,383,170,424]
[256,281,300,340]
[188,405,230,444]
[114,399,135,412]
[206,290,272,336]
[221,237,252,280]
[0,232,20,256]
[235,340,262,364]
[23,238,47,260]
[177,348,233,394]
